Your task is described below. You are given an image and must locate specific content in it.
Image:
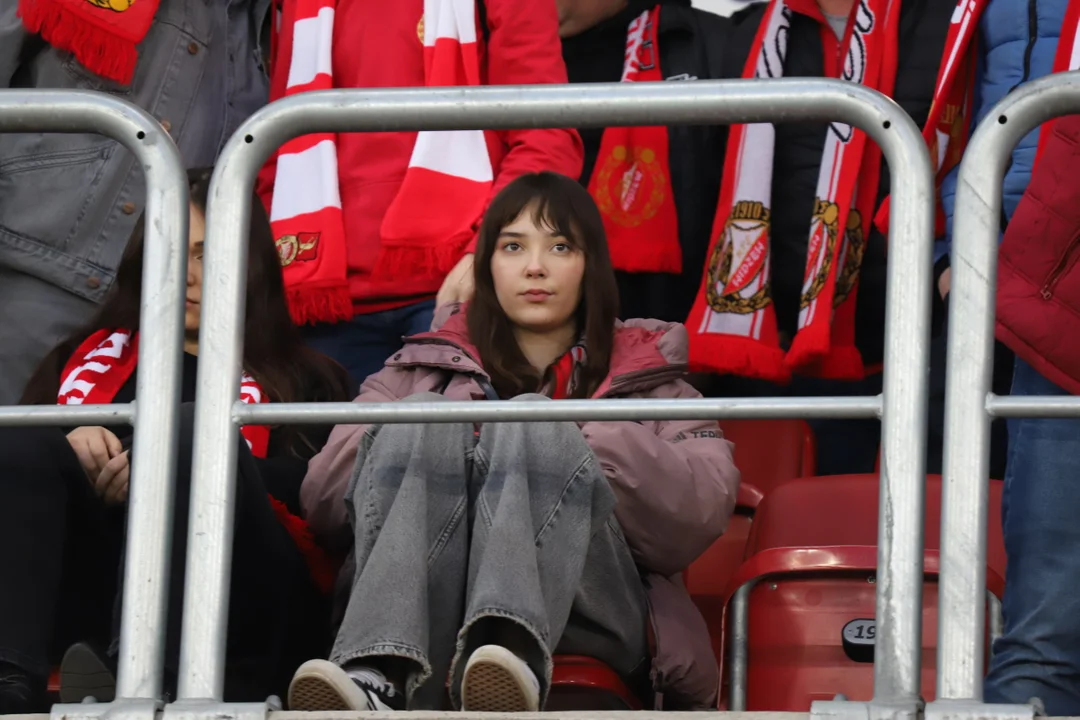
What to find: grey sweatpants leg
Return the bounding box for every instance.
[331,392,647,709]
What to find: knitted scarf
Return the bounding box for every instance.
[267,0,492,326]
[18,0,159,85]
[686,0,983,383]
[57,329,337,593]
[587,5,682,274]
[1035,0,1080,168]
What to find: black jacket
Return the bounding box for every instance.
[720,0,954,367]
[562,0,729,323]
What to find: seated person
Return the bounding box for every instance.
[289,171,740,712]
[0,168,353,714]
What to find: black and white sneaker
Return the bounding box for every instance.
[288,659,403,711]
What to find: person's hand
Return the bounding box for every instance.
[938,267,951,299]
[436,253,475,307]
[67,426,123,481]
[96,451,130,506]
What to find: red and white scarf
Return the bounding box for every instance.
[267,0,492,326]
[587,6,682,274]
[18,0,159,85]
[57,329,271,457]
[1035,0,1080,168]
[686,0,984,382]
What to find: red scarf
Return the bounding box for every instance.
[57,329,337,593]
[18,0,158,85]
[686,0,983,383]
[549,345,586,400]
[587,6,682,274]
[1034,0,1080,168]
[267,0,492,325]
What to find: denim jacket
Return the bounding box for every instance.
[0,0,270,302]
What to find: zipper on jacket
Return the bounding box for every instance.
[1020,0,1038,88]
[1040,232,1080,300]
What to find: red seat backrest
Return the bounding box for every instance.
[718,419,817,509]
[747,474,1006,585]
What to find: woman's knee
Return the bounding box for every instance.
[0,425,74,477]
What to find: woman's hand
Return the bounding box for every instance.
[96,451,130,506]
[436,253,475,307]
[67,426,123,481]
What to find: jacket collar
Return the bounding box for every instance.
[387,304,688,398]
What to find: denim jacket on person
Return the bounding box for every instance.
[0,0,270,304]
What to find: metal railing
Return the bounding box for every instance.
[936,71,1080,709]
[183,78,935,716]
[0,90,189,701]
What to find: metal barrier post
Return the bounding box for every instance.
[933,72,1080,719]
[0,90,188,706]
[181,80,933,718]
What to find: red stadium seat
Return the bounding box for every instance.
[719,473,1006,711]
[686,420,817,668]
[549,655,642,710]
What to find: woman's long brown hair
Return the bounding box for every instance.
[466,172,619,399]
[20,167,353,454]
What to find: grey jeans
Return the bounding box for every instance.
[332,393,648,709]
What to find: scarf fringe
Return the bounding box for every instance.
[20,0,137,85]
[268,497,338,595]
[372,240,468,284]
[610,240,683,275]
[689,334,791,384]
[287,283,353,326]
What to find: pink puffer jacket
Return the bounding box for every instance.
[300,306,740,708]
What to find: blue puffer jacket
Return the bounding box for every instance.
[937,0,1065,267]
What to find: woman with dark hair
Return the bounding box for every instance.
[0,168,353,714]
[289,172,740,713]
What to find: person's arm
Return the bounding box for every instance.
[481,0,584,203]
[581,380,740,577]
[0,1,28,88]
[299,368,410,551]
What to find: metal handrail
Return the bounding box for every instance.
[183,78,934,706]
[0,90,188,700]
[939,70,1080,701]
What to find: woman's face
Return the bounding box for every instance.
[185,204,205,334]
[490,204,586,335]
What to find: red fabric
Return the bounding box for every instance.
[257,0,583,317]
[996,113,1080,396]
[587,5,681,274]
[376,2,493,284]
[56,329,338,592]
[18,0,158,85]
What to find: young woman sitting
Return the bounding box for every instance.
[288,171,740,713]
[0,168,352,714]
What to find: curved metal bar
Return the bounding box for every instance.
[184,78,934,701]
[939,71,1080,700]
[0,89,188,700]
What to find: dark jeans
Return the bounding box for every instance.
[302,299,436,387]
[983,358,1080,715]
[0,406,328,704]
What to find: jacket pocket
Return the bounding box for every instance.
[1040,231,1080,301]
[0,137,113,265]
